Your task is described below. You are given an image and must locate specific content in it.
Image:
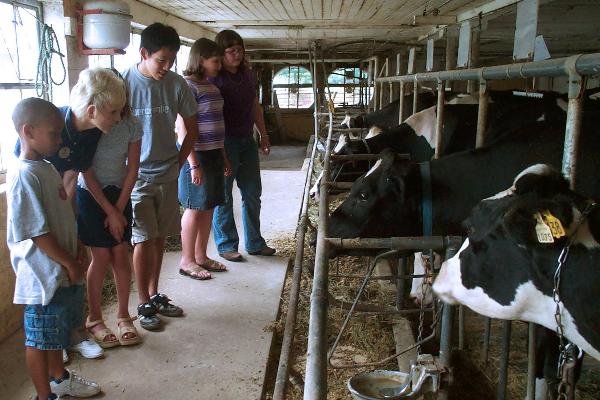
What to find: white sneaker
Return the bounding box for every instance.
[70,339,104,359]
[50,370,100,398]
[62,349,69,364]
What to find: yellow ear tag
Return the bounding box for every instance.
[534,212,554,243]
[541,210,566,239]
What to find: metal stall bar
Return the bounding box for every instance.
[438,236,465,400]
[273,102,321,400]
[304,111,334,400]
[374,53,600,84]
[374,57,380,111]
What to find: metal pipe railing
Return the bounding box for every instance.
[303,111,334,400]
[374,53,600,83]
[273,106,320,400]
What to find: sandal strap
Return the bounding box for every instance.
[118,324,138,335]
[85,319,104,329]
[117,316,138,324]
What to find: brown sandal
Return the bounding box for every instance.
[86,319,120,348]
[179,263,212,280]
[117,316,141,346]
[200,259,228,272]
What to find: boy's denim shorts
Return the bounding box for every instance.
[23,285,84,350]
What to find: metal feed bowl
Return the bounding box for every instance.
[347,370,412,400]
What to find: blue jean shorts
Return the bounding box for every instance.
[178,149,225,210]
[24,285,85,350]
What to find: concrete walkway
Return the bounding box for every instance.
[0,145,307,400]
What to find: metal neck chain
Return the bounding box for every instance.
[552,202,596,399]
[417,253,433,355]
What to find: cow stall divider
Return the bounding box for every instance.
[302,104,466,398]
[372,52,600,400]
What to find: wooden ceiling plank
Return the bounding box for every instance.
[285,0,306,20]
[323,0,333,19]
[302,0,315,19]
[331,0,343,19]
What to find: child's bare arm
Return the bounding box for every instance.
[116,139,141,212]
[62,170,78,202]
[32,233,83,283]
[82,169,126,241]
[178,114,199,169]
[177,114,203,185]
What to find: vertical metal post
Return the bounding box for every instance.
[408,48,417,116]
[398,82,405,124]
[381,57,388,106]
[373,57,380,111]
[413,77,419,115]
[526,322,537,400]
[434,79,445,159]
[396,257,407,310]
[467,27,480,94]
[395,53,401,102]
[387,57,393,104]
[438,236,463,400]
[476,78,490,148]
[367,60,373,112]
[562,56,585,189]
[445,32,457,93]
[497,320,512,400]
[303,112,333,400]
[458,305,465,350]
[483,317,492,363]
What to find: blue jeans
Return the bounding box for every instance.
[213,136,267,253]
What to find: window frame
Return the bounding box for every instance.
[0,0,43,179]
[272,65,314,109]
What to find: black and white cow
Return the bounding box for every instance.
[327,119,600,245]
[320,90,568,200]
[340,92,437,130]
[433,164,600,361]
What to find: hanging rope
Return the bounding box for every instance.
[36,23,66,99]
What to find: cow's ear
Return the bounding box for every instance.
[513,166,569,197]
[503,198,574,247]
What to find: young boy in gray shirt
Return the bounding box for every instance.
[7,98,100,400]
[122,23,198,330]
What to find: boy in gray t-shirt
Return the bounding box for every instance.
[8,98,100,400]
[122,23,198,330]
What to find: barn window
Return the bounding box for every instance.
[272,66,314,109]
[327,67,370,107]
[0,0,42,175]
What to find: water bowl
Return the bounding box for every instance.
[347,370,411,400]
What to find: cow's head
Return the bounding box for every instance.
[433,164,600,359]
[340,113,363,129]
[328,149,421,246]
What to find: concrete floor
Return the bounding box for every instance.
[0,145,307,400]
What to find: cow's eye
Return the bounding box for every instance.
[359,192,368,201]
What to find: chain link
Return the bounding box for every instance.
[552,202,596,399]
[417,253,433,355]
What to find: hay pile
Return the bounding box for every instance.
[265,232,399,399]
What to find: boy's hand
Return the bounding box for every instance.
[105,209,127,242]
[65,259,84,284]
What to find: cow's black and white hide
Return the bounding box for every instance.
[327,118,600,244]
[339,92,437,130]
[433,165,600,362]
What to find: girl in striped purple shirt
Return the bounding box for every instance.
[176,38,232,280]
